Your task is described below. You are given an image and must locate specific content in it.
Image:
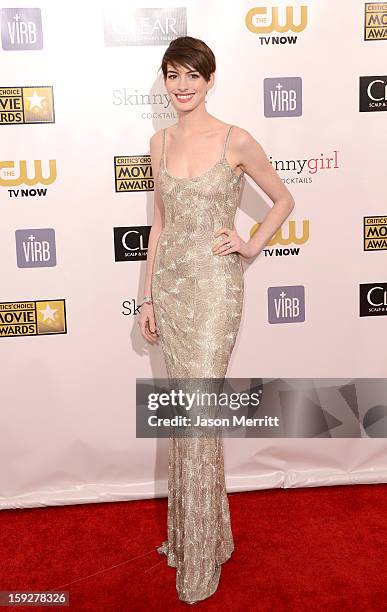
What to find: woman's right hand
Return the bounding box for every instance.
[138,303,159,345]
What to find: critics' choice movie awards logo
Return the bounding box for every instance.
[245,5,308,44]
[268,286,305,324]
[114,226,150,261]
[251,219,309,258]
[360,283,387,316]
[104,6,187,46]
[114,155,153,192]
[264,77,302,117]
[0,87,54,124]
[0,8,43,50]
[359,76,387,111]
[364,3,387,40]
[0,159,57,198]
[15,229,56,268]
[364,216,387,250]
[0,300,67,338]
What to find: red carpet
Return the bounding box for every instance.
[0,483,386,611]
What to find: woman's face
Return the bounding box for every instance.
[164,62,214,111]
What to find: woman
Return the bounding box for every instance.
[138,36,295,604]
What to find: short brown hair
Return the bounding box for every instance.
[159,36,216,82]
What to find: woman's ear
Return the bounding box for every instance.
[207,73,215,92]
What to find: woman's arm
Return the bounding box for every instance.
[142,130,165,298]
[234,127,295,260]
[138,131,165,344]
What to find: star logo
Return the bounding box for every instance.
[25,89,46,111]
[38,303,58,323]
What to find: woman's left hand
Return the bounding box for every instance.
[212,226,253,260]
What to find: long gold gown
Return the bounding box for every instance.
[151,124,244,604]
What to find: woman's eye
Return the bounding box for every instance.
[167,74,199,79]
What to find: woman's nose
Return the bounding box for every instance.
[177,78,189,90]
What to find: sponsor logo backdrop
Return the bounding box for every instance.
[1,1,386,508]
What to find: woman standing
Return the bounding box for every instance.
[139,36,295,604]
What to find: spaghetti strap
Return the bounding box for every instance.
[221,125,233,159]
[161,128,167,168]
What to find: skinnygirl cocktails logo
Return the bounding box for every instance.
[245,4,308,45]
[259,149,340,182]
[112,87,176,121]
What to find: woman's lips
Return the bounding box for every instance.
[174,93,195,103]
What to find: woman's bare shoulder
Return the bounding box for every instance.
[229,124,255,147]
[228,125,270,171]
[149,128,164,149]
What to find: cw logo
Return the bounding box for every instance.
[0,160,57,186]
[250,219,309,245]
[245,5,308,34]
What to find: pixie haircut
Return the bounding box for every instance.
[160,36,216,82]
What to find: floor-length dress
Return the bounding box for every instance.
[151,124,244,604]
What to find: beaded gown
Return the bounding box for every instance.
[151,125,244,604]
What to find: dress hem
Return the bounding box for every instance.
[156,539,234,568]
[156,539,234,604]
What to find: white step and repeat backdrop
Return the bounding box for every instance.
[1,1,387,509]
